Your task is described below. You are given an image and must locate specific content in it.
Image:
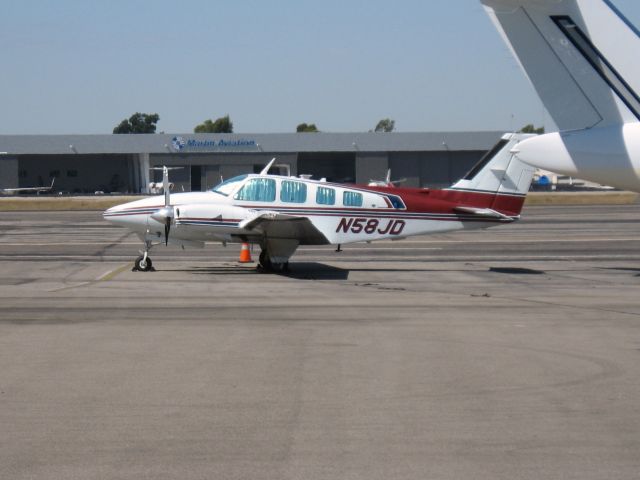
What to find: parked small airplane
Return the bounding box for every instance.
[367,169,407,187]
[481,0,640,191]
[104,133,535,272]
[1,178,55,195]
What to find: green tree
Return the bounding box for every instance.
[519,124,545,134]
[194,115,233,133]
[113,112,160,134]
[374,118,395,132]
[296,123,319,132]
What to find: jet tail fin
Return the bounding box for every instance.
[481,0,640,130]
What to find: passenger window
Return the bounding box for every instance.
[234,178,276,202]
[280,181,307,203]
[343,191,363,207]
[316,186,335,205]
[387,194,406,209]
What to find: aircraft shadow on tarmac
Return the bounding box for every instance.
[167,262,351,280]
[164,262,449,280]
[489,267,546,275]
[158,263,552,280]
[280,263,350,280]
[597,267,640,277]
[186,263,481,280]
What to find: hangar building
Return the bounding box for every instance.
[0,131,505,194]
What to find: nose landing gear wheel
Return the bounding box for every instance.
[133,255,154,272]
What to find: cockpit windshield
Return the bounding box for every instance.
[211,174,248,196]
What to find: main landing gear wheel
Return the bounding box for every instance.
[258,251,288,273]
[133,255,154,272]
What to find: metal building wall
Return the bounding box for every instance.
[17,154,136,193]
[148,153,298,192]
[0,156,19,189]
[388,150,486,188]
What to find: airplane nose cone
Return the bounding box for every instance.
[102,198,160,231]
[103,205,124,224]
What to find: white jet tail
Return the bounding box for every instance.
[481,0,640,130]
[450,132,536,196]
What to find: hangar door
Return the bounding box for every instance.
[18,154,135,194]
[389,151,485,188]
[297,153,356,183]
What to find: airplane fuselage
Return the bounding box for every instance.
[104,179,524,248]
[515,124,640,192]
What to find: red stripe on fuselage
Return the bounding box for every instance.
[362,185,526,217]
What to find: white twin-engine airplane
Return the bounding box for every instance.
[104,133,535,272]
[481,0,640,192]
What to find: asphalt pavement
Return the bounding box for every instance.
[1,205,639,480]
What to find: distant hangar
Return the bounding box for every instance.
[0,131,504,193]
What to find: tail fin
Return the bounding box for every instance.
[481,0,640,130]
[450,133,536,195]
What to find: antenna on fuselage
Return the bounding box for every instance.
[260,158,277,175]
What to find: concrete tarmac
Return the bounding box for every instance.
[1,205,640,479]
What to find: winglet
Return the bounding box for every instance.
[260,158,277,175]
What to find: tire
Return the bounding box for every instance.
[134,255,153,272]
[258,250,271,270]
[258,250,288,273]
[270,262,285,273]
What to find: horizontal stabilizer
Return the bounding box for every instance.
[454,206,514,220]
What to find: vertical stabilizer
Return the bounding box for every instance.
[450,133,536,196]
[482,0,640,130]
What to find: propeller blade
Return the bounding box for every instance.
[151,206,175,246]
[164,218,171,246]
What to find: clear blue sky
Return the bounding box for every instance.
[2,0,639,135]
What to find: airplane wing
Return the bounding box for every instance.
[239,211,330,245]
[453,206,515,220]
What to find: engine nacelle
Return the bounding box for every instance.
[150,206,175,224]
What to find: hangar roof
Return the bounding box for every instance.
[0,131,504,155]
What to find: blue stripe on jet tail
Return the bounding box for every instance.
[552,15,640,122]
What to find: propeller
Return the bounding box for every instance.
[149,165,182,245]
[164,217,171,246]
[150,206,174,245]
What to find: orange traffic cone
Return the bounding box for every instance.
[238,242,252,263]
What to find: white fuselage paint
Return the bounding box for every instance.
[514,123,640,192]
